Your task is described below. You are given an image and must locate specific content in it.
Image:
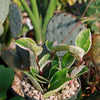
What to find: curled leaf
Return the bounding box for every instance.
[70,65,89,78]
[15,38,43,55]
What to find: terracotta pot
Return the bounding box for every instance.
[21,77,81,100]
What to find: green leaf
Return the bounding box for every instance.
[40,60,52,71]
[30,67,37,74]
[52,44,84,59]
[46,40,53,51]
[9,3,22,38]
[10,96,24,100]
[70,65,89,78]
[61,52,75,69]
[30,67,49,83]
[50,67,68,84]
[15,38,43,55]
[49,64,59,79]
[68,67,75,75]
[1,50,21,75]
[75,29,91,54]
[0,0,10,24]
[0,65,14,100]
[76,67,89,77]
[39,54,50,70]
[13,0,25,11]
[23,71,43,93]
[44,78,72,99]
[49,78,72,90]
[42,0,57,41]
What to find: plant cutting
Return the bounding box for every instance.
[14,28,91,100]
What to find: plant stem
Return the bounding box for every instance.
[30,0,40,23]
[42,0,57,42]
[52,44,69,52]
[42,0,49,18]
[62,0,93,44]
[19,0,42,45]
[59,57,62,69]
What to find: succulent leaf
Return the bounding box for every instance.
[61,52,75,69]
[10,96,24,100]
[30,67,48,84]
[1,50,21,70]
[9,3,22,38]
[52,44,84,59]
[46,40,53,51]
[15,38,43,56]
[70,65,89,78]
[49,64,59,79]
[16,45,39,72]
[0,65,14,100]
[50,67,68,84]
[44,78,71,99]
[42,0,57,41]
[23,71,44,93]
[46,13,86,45]
[39,54,50,67]
[75,29,91,54]
[0,0,10,24]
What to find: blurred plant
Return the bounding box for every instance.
[0,0,22,54]
[0,65,14,100]
[80,0,100,76]
[57,0,87,10]
[18,0,57,45]
[81,0,100,34]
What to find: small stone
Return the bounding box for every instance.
[69,91,75,96]
[28,91,32,95]
[26,84,31,88]
[30,94,33,98]
[49,95,55,100]
[64,85,69,90]
[57,94,63,99]
[62,95,67,99]
[45,98,49,100]
[24,88,29,93]
[33,90,39,94]
[54,96,58,100]
[33,96,40,100]
[74,80,79,87]
[66,93,70,98]
[62,90,69,96]
[31,87,35,90]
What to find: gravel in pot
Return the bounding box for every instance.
[21,77,81,100]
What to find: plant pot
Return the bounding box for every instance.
[21,77,81,100]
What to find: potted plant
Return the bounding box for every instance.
[13,27,91,100]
